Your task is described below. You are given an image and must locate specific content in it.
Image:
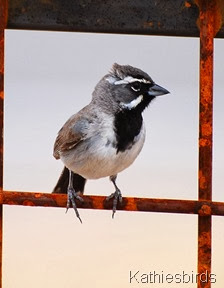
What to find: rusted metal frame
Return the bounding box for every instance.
[196,0,222,287]
[6,0,200,37]
[1,191,224,217]
[5,0,224,38]
[0,1,7,287]
[1,2,223,288]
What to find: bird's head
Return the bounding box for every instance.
[92,63,169,113]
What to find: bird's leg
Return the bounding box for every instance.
[66,170,84,223]
[107,175,123,218]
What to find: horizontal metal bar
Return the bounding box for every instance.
[7,0,224,38]
[1,191,224,216]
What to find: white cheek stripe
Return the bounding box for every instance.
[120,95,143,110]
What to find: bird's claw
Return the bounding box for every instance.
[66,188,84,223]
[107,189,122,218]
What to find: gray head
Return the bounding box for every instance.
[92,63,169,113]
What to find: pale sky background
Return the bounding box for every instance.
[2,30,224,287]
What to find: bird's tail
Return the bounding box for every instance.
[52,166,86,194]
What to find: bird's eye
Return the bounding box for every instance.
[131,82,141,92]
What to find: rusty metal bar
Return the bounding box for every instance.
[0,1,7,287]
[0,205,2,288]
[1,191,224,217]
[5,0,224,38]
[195,0,224,287]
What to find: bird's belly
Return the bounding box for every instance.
[61,126,145,179]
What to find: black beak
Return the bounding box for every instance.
[148,83,170,97]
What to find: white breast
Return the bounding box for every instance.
[60,115,146,179]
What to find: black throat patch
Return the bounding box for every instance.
[114,109,143,153]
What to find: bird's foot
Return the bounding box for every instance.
[66,188,84,223]
[107,188,122,218]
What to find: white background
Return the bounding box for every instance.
[3,30,224,287]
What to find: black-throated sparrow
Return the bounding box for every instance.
[53,63,169,222]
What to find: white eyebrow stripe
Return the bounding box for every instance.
[114,76,151,85]
[105,76,117,84]
[120,95,144,110]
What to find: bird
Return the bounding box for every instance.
[53,63,169,222]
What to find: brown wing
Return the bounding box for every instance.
[53,109,89,160]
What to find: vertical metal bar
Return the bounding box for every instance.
[0,1,7,287]
[197,1,217,287]
[0,204,2,288]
